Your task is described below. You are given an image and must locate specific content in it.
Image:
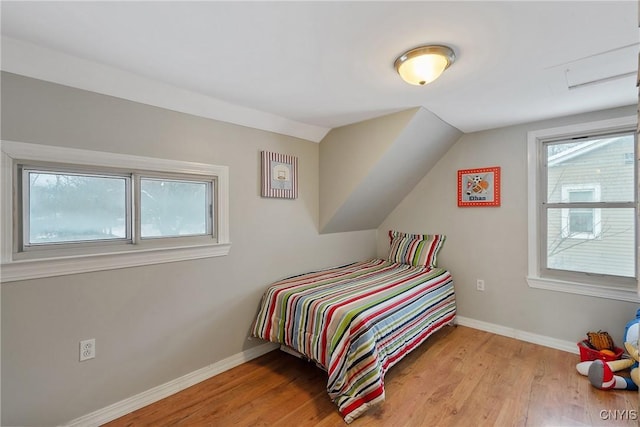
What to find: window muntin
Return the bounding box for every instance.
[540,131,636,284]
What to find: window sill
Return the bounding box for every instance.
[0,242,231,283]
[527,276,639,303]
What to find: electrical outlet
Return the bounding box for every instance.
[476,279,485,291]
[79,338,96,362]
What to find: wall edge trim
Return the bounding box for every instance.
[456,316,578,354]
[64,318,577,426]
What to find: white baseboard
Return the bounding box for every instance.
[65,341,278,427]
[456,316,578,354]
[65,318,577,426]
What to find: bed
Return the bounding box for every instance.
[251,232,456,423]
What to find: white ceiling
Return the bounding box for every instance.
[1,1,638,141]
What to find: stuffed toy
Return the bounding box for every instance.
[576,309,640,391]
[624,341,639,387]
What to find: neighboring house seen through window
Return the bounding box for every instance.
[560,185,600,240]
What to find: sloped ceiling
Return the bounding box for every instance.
[320,108,462,233]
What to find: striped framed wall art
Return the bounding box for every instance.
[261,151,298,199]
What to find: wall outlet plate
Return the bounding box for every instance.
[80,338,95,361]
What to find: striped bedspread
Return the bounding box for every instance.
[251,258,456,423]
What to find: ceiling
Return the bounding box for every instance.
[1,1,638,142]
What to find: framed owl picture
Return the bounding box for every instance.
[261,151,298,199]
[457,166,501,207]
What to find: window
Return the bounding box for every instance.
[140,178,212,239]
[1,141,230,282]
[559,185,601,240]
[25,170,130,245]
[20,169,215,250]
[527,116,638,302]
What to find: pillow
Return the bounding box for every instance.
[387,230,446,268]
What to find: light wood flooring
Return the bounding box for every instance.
[104,325,638,426]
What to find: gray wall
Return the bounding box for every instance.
[0,72,377,426]
[377,104,638,348]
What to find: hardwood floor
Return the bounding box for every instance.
[103,326,638,426]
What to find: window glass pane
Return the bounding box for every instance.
[547,208,635,277]
[546,135,634,203]
[28,172,127,244]
[140,178,209,238]
[569,190,593,203]
[568,209,594,234]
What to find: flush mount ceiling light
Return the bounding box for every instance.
[394,45,456,86]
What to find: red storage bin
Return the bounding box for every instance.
[577,340,624,362]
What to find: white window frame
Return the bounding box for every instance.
[527,116,639,303]
[1,141,230,282]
